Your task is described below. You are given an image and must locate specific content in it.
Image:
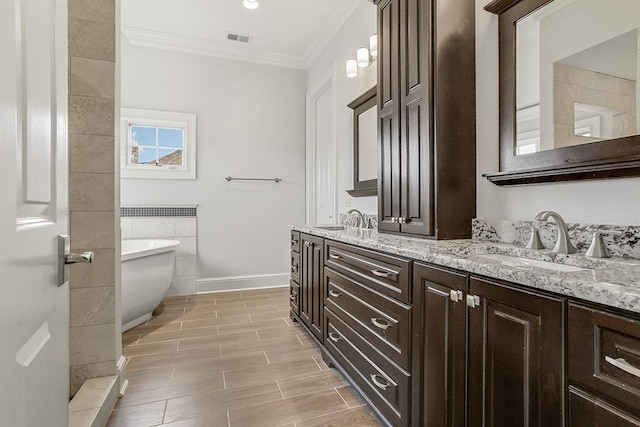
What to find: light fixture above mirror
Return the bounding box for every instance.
[243,0,259,10]
[346,33,378,78]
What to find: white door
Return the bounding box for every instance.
[306,74,337,225]
[0,0,70,425]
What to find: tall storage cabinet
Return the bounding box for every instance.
[375,0,476,239]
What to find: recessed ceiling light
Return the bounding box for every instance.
[243,0,259,9]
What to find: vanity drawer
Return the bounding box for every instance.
[325,308,410,426]
[289,280,299,316]
[569,303,640,415]
[325,267,412,369]
[325,240,411,303]
[569,387,640,427]
[291,230,300,252]
[290,251,300,283]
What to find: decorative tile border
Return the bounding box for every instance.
[120,206,197,217]
[473,218,640,259]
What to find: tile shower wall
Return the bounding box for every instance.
[121,206,198,296]
[68,0,119,397]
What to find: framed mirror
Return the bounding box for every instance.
[484,0,640,185]
[347,86,377,196]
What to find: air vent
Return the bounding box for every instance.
[226,32,251,43]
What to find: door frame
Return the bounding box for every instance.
[305,65,338,225]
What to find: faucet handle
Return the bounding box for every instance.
[585,230,623,258]
[517,225,545,249]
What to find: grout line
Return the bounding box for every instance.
[135,335,141,345]
[296,335,305,346]
[169,365,176,381]
[335,386,350,408]
[312,356,323,371]
[222,371,227,389]
[255,330,262,341]
[161,400,168,423]
[179,321,184,331]
[275,379,285,399]
[264,351,271,365]
[227,410,231,427]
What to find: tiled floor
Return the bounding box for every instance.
[107,287,383,427]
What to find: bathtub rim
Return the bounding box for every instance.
[122,238,181,261]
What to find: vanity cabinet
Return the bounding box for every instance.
[300,233,324,341]
[289,232,300,316]
[567,303,640,425]
[375,0,476,239]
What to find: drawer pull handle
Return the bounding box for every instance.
[371,317,391,330]
[329,253,342,260]
[291,264,298,273]
[370,374,390,391]
[328,332,342,343]
[291,240,298,246]
[605,356,640,379]
[290,293,297,301]
[329,290,342,298]
[371,269,393,278]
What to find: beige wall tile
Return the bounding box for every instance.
[69,96,115,136]
[619,79,636,97]
[69,17,115,61]
[70,134,115,174]
[70,324,117,366]
[70,172,115,211]
[70,287,116,327]
[69,0,115,24]
[68,408,100,427]
[70,248,116,288]
[70,211,116,249]
[70,361,118,397]
[70,57,115,99]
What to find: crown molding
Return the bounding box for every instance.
[121,26,307,70]
[302,0,362,69]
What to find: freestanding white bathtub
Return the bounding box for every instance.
[121,239,181,331]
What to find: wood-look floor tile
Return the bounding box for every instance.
[336,385,367,408]
[163,381,282,423]
[137,326,218,344]
[243,299,284,309]
[277,370,348,398]
[122,333,140,347]
[159,412,229,427]
[313,355,331,371]
[295,406,382,427]
[228,388,348,427]
[256,324,306,340]
[215,304,279,318]
[249,310,289,322]
[116,372,225,408]
[181,314,251,330]
[172,351,268,380]
[127,322,183,336]
[125,364,174,387]
[106,401,166,427]
[218,318,288,335]
[220,334,304,357]
[126,346,222,370]
[123,340,179,358]
[177,330,258,351]
[266,346,322,365]
[224,357,321,389]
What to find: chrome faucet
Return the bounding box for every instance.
[347,209,366,228]
[534,211,576,254]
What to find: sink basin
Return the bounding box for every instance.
[313,225,347,231]
[473,254,586,272]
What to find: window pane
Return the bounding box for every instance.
[131,126,156,146]
[158,128,184,149]
[158,149,183,166]
[136,146,158,164]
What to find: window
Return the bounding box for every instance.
[121,108,196,179]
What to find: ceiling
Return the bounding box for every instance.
[121,0,366,69]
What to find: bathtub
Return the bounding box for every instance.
[121,239,181,331]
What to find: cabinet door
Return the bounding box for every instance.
[468,277,564,427]
[412,263,466,427]
[569,386,640,427]
[300,234,324,341]
[377,0,401,233]
[399,0,433,237]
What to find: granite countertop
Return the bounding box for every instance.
[291,225,640,314]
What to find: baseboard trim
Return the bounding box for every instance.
[116,356,128,398]
[196,273,289,294]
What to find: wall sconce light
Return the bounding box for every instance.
[243,0,259,9]
[357,47,370,68]
[346,34,377,78]
[370,34,378,58]
[346,59,358,78]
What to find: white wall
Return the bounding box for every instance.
[120,39,306,284]
[476,0,640,226]
[307,2,378,218]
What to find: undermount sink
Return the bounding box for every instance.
[473,254,586,273]
[313,225,347,231]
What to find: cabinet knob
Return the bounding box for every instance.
[328,332,342,343]
[466,294,480,308]
[370,373,391,391]
[328,289,342,298]
[391,217,398,223]
[329,253,341,260]
[398,217,408,224]
[450,290,463,303]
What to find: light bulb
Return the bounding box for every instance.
[357,47,370,68]
[243,0,259,10]
[346,60,357,78]
[370,34,378,58]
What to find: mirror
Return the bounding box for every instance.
[484,0,640,185]
[347,86,377,197]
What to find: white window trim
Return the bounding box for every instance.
[121,108,197,180]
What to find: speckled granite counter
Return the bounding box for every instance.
[291,225,640,314]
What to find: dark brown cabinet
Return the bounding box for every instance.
[412,263,467,427]
[467,277,565,427]
[375,0,476,238]
[289,232,300,316]
[300,233,324,341]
